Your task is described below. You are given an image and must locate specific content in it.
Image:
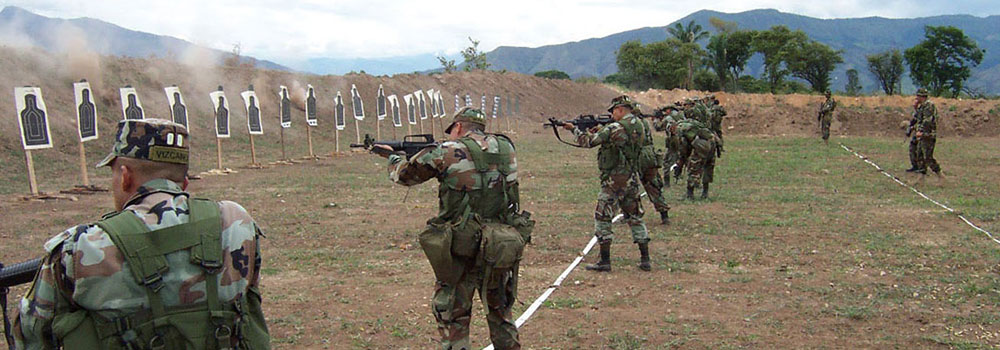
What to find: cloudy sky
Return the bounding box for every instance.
[3,0,997,65]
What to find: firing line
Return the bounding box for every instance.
[840,143,999,246]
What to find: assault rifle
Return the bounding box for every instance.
[350,133,438,159]
[542,114,613,147]
[2,258,42,349]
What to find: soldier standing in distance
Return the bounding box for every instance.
[904,106,921,172]
[912,88,942,176]
[562,95,652,272]
[375,107,530,350]
[818,91,837,144]
[13,119,270,350]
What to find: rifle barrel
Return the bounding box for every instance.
[0,258,42,288]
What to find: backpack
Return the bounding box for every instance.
[50,198,269,350]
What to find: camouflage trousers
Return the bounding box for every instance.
[820,115,832,140]
[687,138,716,189]
[433,259,519,350]
[663,149,680,188]
[594,173,649,244]
[916,136,940,173]
[638,166,670,214]
[908,137,919,169]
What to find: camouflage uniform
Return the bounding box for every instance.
[636,117,670,222]
[906,109,920,171]
[676,119,717,198]
[913,94,941,174]
[388,116,521,350]
[573,114,649,245]
[653,109,685,187]
[818,93,837,141]
[707,97,726,156]
[14,119,269,350]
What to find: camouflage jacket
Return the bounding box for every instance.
[388,130,519,223]
[709,105,726,135]
[914,100,937,138]
[687,102,712,125]
[14,179,265,350]
[819,97,837,116]
[573,113,646,176]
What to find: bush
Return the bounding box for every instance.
[534,70,571,80]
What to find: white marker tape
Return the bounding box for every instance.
[840,144,999,245]
[483,193,646,350]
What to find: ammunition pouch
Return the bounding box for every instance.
[638,146,663,170]
[418,220,464,285]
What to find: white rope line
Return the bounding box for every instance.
[840,143,1000,245]
[483,193,645,350]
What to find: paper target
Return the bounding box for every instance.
[14,87,52,150]
[74,82,98,142]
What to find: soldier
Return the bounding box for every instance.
[912,88,942,175]
[706,94,726,157]
[13,119,270,349]
[675,117,717,199]
[562,95,651,272]
[818,91,837,144]
[375,107,531,350]
[685,97,711,125]
[652,105,684,188]
[635,107,670,225]
[905,102,921,172]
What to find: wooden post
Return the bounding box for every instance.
[335,128,340,153]
[78,140,90,186]
[392,122,397,140]
[249,134,257,165]
[376,119,381,140]
[354,119,361,144]
[418,116,424,134]
[215,138,223,170]
[279,127,287,160]
[406,119,412,136]
[25,149,38,195]
[306,126,315,157]
[505,111,512,133]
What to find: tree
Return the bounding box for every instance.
[614,40,686,90]
[705,34,730,91]
[752,26,808,93]
[667,20,709,89]
[534,70,571,80]
[706,30,755,92]
[845,69,862,96]
[904,25,984,97]
[461,37,490,71]
[785,40,843,92]
[437,55,456,73]
[866,49,904,95]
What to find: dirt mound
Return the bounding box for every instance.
[632,88,1000,138]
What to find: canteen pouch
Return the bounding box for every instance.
[418,220,462,285]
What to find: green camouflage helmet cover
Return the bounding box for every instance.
[445,107,487,134]
[607,95,635,112]
[916,88,929,97]
[96,119,189,167]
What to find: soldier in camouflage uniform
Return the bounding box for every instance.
[652,105,684,188]
[905,101,921,172]
[912,88,942,175]
[675,118,717,200]
[14,119,270,350]
[376,107,527,350]
[706,94,726,157]
[636,108,670,225]
[562,95,652,272]
[818,91,837,143]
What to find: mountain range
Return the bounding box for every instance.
[486,9,1000,94]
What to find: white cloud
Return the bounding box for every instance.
[1,0,995,63]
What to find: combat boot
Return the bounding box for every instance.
[637,243,651,271]
[664,175,670,188]
[701,184,709,199]
[660,210,670,225]
[905,166,919,172]
[685,186,694,200]
[585,242,612,272]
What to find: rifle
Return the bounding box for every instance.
[542,114,614,147]
[2,258,42,349]
[350,133,438,159]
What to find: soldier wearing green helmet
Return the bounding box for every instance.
[562,95,652,272]
[375,107,532,350]
[817,90,837,144]
[14,119,271,350]
[911,88,942,175]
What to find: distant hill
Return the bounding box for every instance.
[486,9,1000,94]
[0,6,289,71]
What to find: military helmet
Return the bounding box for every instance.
[824,90,831,97]
[445,106,487,134]
[607,95,635,112]
[97,119,189,167]
[916,88,929,97]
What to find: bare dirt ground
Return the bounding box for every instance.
[2,48,999,349]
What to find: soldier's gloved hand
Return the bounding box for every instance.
[373,144,394,159]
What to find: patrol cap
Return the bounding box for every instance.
[96,119,190,167]
[445,107,487,134]
[916,88,929,97]
[607,95,635,113]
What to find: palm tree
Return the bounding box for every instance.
[668,20,710,43]
[667,20,709,89]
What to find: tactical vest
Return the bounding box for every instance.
[50,199,269,350]
[596,115,646,173]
